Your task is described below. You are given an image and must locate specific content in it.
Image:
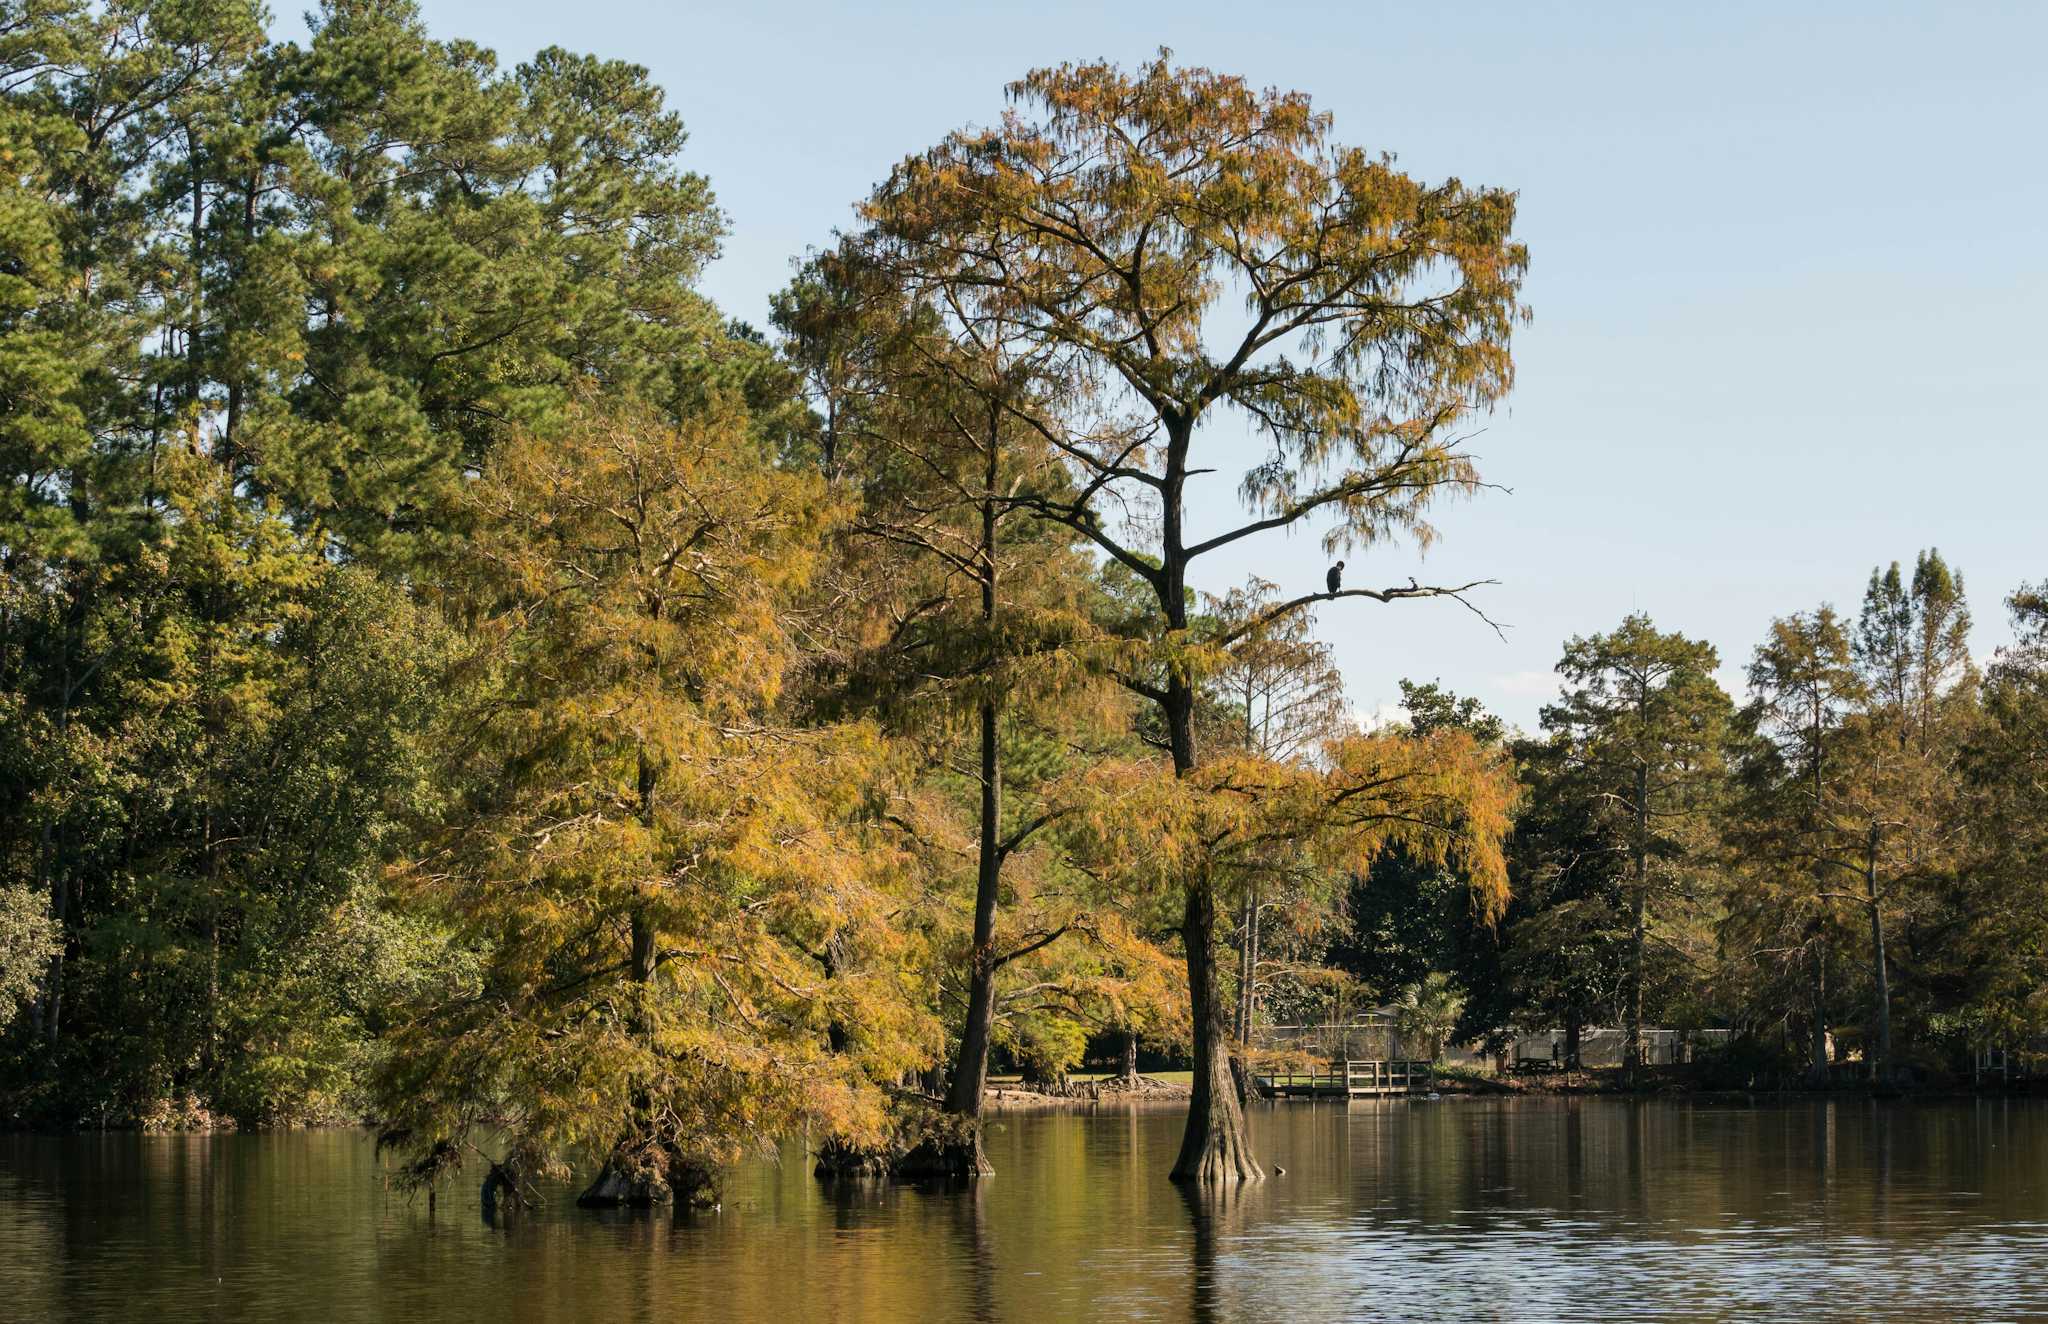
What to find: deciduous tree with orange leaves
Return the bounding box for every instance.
[853,51,1528,1182]
[373,397,934,1209]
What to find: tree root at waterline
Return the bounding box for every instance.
[812,1098,991,1181]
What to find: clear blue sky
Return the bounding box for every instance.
[400,0,2047,729]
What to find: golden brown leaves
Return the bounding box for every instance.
[379,394,935,1181]
[1066,726,1515,922]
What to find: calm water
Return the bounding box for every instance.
[4,1098,2047,1321]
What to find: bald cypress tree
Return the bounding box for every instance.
[856,53,1527,1182]
[776,241,1121,1177]
[374,398,931,1208]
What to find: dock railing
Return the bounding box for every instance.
[1343,1059,1431,1094]
[1253,1058,1434,1099]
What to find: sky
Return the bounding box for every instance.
[386,0,2046,730]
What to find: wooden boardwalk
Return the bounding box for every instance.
[1254,1059,1433,1099]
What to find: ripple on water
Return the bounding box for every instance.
[3,1098,2048,1321]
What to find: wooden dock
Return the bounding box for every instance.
[1254,1059,1433,1099]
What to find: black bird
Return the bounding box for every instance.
[1326,560,1345,594]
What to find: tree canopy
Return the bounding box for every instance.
[4,16,2044,1214]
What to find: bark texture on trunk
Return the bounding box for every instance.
[580,808,726,1207]
[929,443,1010,1179]
[945,697,1003,1124]
[1163,649,1262,1184]
[578,1146,717,1208]
[892,1106,992,1180]
[1158,413,1259,1185]
[1170,878,1261,1185]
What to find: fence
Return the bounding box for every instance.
[1440,1028,1737,1072]
[1258,1015,1413,1063]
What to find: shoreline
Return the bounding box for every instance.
[982,1075,1193,1111]
[9,1075,2042,1133]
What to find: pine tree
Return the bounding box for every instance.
[1953,584,2048,1055]
[0,0,748,1125]
[1539,614,1731,1079]
[1846,550,1977,1078]
[1724,608,1865,1082]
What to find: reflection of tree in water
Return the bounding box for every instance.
[818,1166,886,1232]
[1565,1097,1585,1209]
[1624,1098,1646,1219]
[1178,1181,1252,1324]
[1874,1102,1893,1227]
[946,1180,998,1324]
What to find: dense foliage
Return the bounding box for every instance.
[2,8,2042,1206]
[1360,550,2039,1090]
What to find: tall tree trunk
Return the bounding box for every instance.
[1865,821,1892,1084]
[1625,762,1648,1081]
[1233,689,1257,1046]
[206,824,221,1102]
[222,174,256,464]
[1234,885,1262,1046]
[1120,1028,1140,1081]
[944,454,1006,1130]
[1236,885,1253,1041]
[908,431,1007,1181]
[1806,693,1831,1087]
[1808,938,1829,1085]
[35,589,88,1047]
[1171,873,1260,1184]
[579,764,714,1208]
[34,821,63,1046]
[944,698,1003,1132]
[1166,672,1260,1183]
[577,901,713,1206]
[1157,416,1259,1184]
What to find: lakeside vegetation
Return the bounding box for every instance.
[2,1,2044,1208]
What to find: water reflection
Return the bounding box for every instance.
[950,1177,997,1324]
[1178,1177,1250,1324]
[3,1099,2047,1321]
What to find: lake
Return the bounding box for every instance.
[4,1097,2046,1321]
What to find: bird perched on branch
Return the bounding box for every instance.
[1326,561,1345,594]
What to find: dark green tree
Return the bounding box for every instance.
[1949,583,2047,1058]
[1539,614,1731,1077]
[1723,608,1865,1083]
[1845,550,1977,1077]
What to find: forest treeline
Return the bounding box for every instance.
[2,2,2043,1202]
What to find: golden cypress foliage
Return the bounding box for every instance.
[1071,727,1515,934]
[376,397,935,1197]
